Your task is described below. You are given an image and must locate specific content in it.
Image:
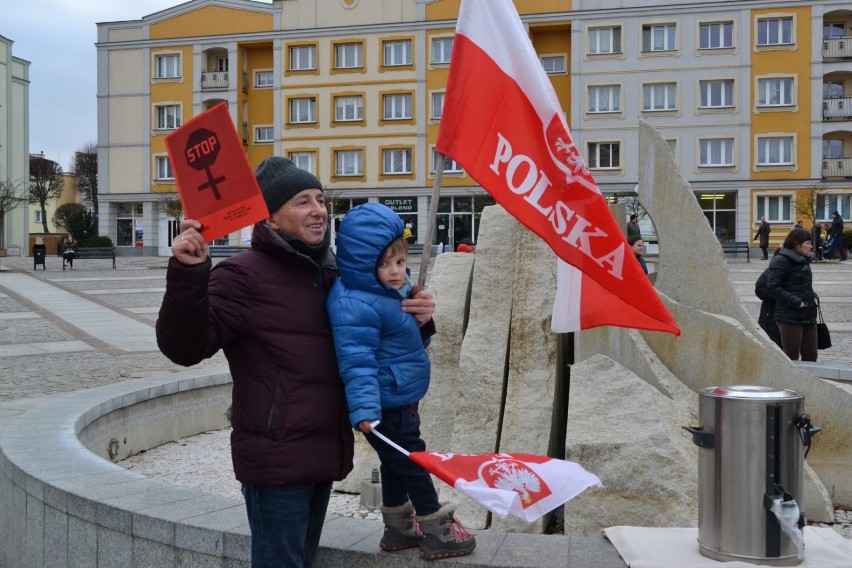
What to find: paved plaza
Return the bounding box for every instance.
[0,252,850,566]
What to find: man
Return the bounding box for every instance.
[156,157,436,567]
[825,210,847,262]
[753,215,771,260]
[626,214,641,240]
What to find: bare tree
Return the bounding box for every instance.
[0,179,27,249]
[73,143,98,218]
[794,182,824,233]
[29,154,64,233]
[158,192,184,244]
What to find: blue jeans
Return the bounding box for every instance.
[241,482,331,568]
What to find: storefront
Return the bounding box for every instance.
[432,195,494,251]
[695,191,737,243]
[116,202,145,249]
[380,196,418,242]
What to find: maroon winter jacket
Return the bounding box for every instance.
[156,223,354,486]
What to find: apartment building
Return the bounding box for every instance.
[572,0,852,249]
[0,34,30,256]
[96,0,852,256]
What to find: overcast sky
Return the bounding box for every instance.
[4,0,271,171]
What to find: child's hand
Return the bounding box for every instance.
[402,283,435,326]
[358,420,372,433]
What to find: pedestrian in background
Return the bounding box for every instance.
[628,235,648,276]
[753,216,771,260]
[825,211,847,262]
[626,214,641,240]
[765,228,819,361]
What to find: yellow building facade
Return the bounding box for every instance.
[97,0,851,256]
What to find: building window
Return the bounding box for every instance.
[255,70,273,88]
[288,151,317,174]
[588,142,621,169]
[255,126,274,143]
[34,210,43,223]
[824,23,845,39]
[588,85,621,113]
[334,95,363,122]
[816,194,850,221]
[541,55,566,74]
[823,81,844,99]
[642,24,676,52]
[155,54,180,79]
[757,195,792,223]
[757,136,794,166]
[335,149,363,177]
[643,83,677,111]
[154,104,181,130]
[289,45,316,71]
[588,26,621,55]
[383,93,412,120]
[383,39,412,66]
[699,22,733,49]
[431,37,453,64]
[289,97,316,124]
[431,92,445,120]
[757,17,793,46]
[432,150,463,173]
[383,148,412,175]
[335,42,363,69]
[666,139,678,158]
[699,79,734,108]
[699,138,734,167]
[757,77,794,107]
[155,155,174,180]
[823,139,843,159]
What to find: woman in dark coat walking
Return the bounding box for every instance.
[765,228,819,361]
[753,216,771,260]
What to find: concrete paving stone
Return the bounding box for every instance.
[133,538,178,568]
[97,526,133,568]
[43,505,68,568]
[81,287,166,295]
[0,341,93,358]
[222,525,251,563]
[67,515,97,567]
[0,312,39,320]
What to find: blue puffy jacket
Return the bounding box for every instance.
[328,203,431,428]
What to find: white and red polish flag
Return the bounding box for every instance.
[410,451,602,522]
[435,0,679,335]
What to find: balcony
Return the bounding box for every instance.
[822,156,852,179]
[823,36,852,59]
[823,97,852,121]
[201,71,228,90]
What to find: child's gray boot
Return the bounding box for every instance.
[380,501,423,551]
[416,504,476,560]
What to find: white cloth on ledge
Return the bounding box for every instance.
[603,526,851,568]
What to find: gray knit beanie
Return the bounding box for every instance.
[255,156,323,214]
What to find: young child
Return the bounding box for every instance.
[327,202,476,560]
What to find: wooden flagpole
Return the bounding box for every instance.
[417,156,445,289]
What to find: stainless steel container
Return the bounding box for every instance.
[683,386,819,566]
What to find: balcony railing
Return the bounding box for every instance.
[823,97,852,120]
[823,36,852,59]
[822,156,852,178]
[201,71,228,90]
